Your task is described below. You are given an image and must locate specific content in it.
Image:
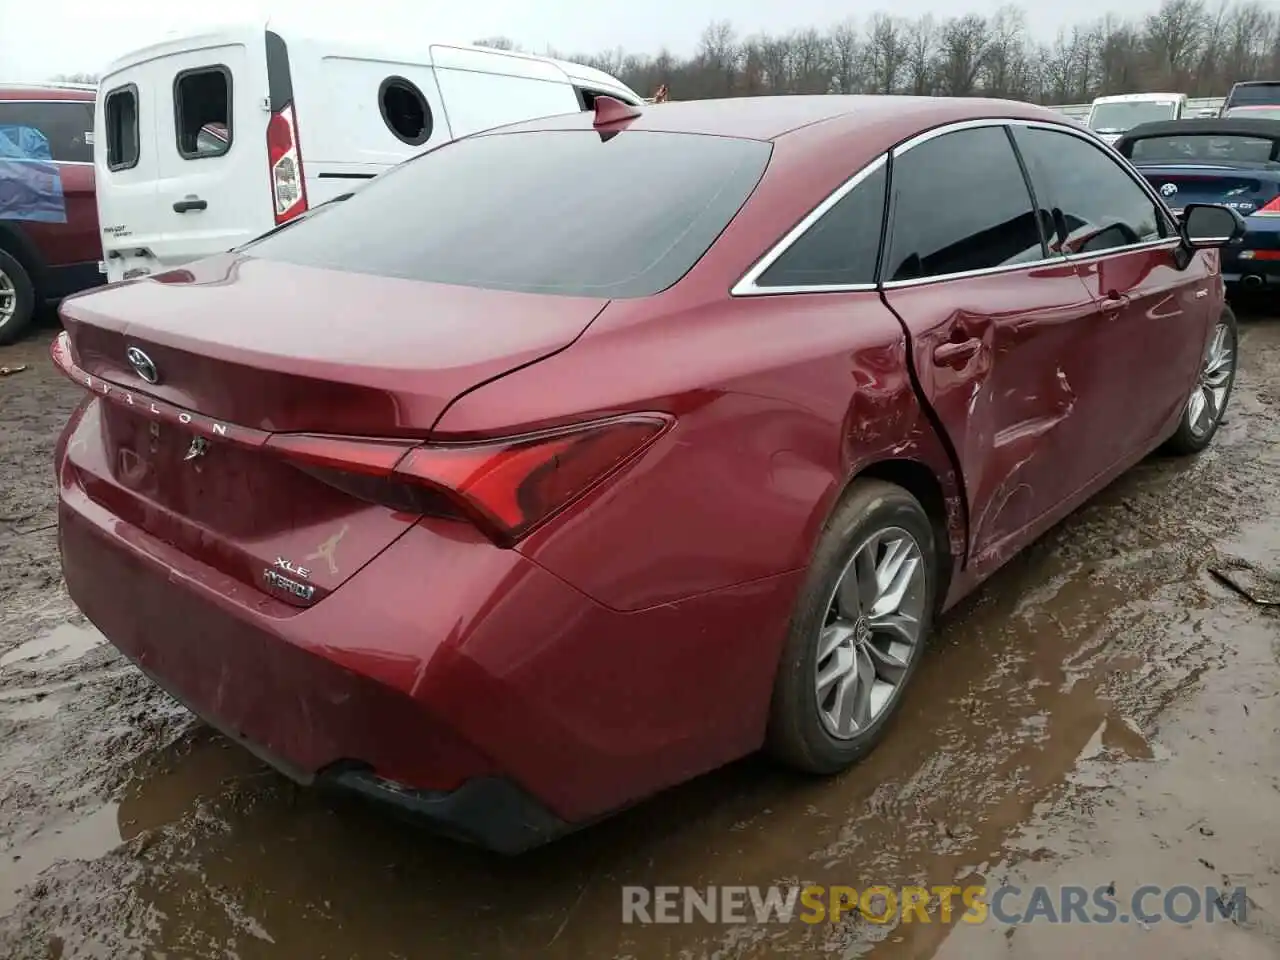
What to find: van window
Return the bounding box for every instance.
[0,100,94,163]
[247,130,771,298]
[104,86,139,170]
[174,66,232,159]
[378,77,432,146]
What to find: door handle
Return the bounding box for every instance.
[933,338,981,366]
[173,198,208,213]
[1101,292,1130,312]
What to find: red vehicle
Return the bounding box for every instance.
[52,95,1242,852]
[0,82,101,344]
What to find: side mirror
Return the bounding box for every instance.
[1180,203,1246,249]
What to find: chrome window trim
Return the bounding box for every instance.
[730,154,887,297]
[732,114,1184,298]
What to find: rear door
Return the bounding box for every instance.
[96,74,161,283]
[151,42,270,273]
[878,123,1104,570]
[0,96,100,286]
[1012,124,1207,462]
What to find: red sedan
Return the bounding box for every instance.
[52,95,1243,852]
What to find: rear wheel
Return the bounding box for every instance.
[1164,307,1238,455]
[0,249,36,346]
[767,480,937,774]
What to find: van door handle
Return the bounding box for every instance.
[173,198,207,213]
[933,338,981,366]
[1101,291,1130,312]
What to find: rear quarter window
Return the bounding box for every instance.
[0,100,94,163]
[245,130,772,298]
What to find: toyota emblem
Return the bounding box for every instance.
[1160,182,1178,197]
[125,346,159,384]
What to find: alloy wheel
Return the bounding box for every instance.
[1187,320,1235,438]
[0,268,15,328]
[815,526,927,740]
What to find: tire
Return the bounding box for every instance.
[0,248,36,346]
[767,479,937,775]
[1164,306,1238,456]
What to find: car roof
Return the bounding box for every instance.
[101,22,642,101]
[1117,117,1280,142]
[1091,92,1184,104]
[0,82,95,101]
[484,94,1067,143]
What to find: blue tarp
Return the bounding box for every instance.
[0,124,66,223]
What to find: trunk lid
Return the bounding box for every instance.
[59,253,608,603]
[1135,163,1280,216]
[60,252,608,435]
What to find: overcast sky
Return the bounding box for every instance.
[3,0,1162,80]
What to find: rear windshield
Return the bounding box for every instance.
[1229,83,1280,106]
[1224,106,1280,120]
[1088,100,1179,133]
[1129,134,1278,164]
[246,130,771,298]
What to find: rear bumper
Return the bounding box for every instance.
[42,260,104,301]
[56,399,799,851]
[1223,223,1280,286]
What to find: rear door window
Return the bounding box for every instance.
[247,130,771,298]
[884,125,1047,282]
[0,100,94,163]
[174,66,232,159]
[1013,125,1170,255]
[103,86,139,170]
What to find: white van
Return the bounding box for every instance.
[94,24,644,283]
[1086,93,1189,145]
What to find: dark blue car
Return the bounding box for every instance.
[1115,117,1280,291]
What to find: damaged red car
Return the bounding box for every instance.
[53,95,1244,853]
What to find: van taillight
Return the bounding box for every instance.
[267,104,307,224]
[263,415,672,545]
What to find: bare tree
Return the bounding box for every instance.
[936,14,993,95]
[474,1,1280,107]
[472,37,520,51]
[830,19,865,94]
[1146,0,1209,86]
[903,16,937,95]
[867,14,906,94]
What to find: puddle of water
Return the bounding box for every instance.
[2,323,1278,957]
[1,804,123,915]
[0,624,104,672]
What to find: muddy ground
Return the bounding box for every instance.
[0,309,1278,959]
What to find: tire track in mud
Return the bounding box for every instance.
[0,318,1277,959]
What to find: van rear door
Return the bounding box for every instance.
[151,41,271,274]
[96,73,161,283]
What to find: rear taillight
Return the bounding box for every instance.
[265,415,671,544]
[267,104,307,224]
[1255,196,1280,217]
